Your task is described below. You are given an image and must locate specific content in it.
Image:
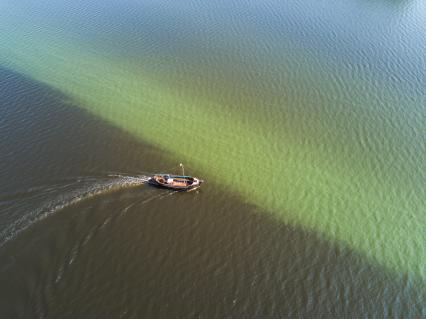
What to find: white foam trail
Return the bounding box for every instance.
[0,174,151,247]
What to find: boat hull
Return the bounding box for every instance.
[148,174,203,191]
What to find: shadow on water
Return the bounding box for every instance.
[0,67,424,318]
[0,67,176,193]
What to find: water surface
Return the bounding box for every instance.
[0,0,425,317]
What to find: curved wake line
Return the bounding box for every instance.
[0,174,151,248]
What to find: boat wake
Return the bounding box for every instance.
[0,173,152,248]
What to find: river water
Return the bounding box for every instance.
[0,0,425,317]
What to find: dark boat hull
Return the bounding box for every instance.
[148,174,203,191]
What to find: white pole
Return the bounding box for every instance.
[180,163,184,176]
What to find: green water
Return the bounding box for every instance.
[1,0,425,282]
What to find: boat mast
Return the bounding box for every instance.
[180,163,184,176]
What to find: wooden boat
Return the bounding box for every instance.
[148,174,203,191]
